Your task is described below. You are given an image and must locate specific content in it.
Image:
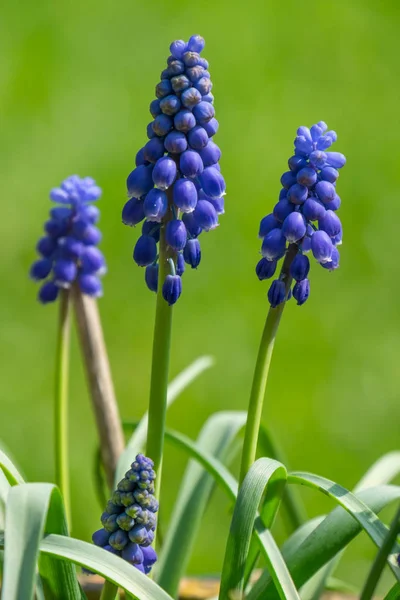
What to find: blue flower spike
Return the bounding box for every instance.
[30,175,106,303]
[123,36,224,302]
[257,122,345,307]
[92,454,158,575]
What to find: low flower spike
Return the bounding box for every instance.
[30,176,106,303]
[92,454,158,575]
[257,122,345,306]
[123,35,225,303]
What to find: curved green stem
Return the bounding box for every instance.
[100,580,118,600]
[54,289,71,525]
[239,245,298,485]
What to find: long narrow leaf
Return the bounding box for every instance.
[155,411,246,595]
[116,355,214,483]
[1,483,81,600]
[0,448,24,486]
[219,458,299,600]
[0,532,174,600]
[248,484,400,600]
[384,582,400,599]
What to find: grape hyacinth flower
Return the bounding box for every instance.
[92,454,158,575]
[123,35,225,304]
[30,175,106,303]
[257,122,346,306]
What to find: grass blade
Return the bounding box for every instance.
[115,355,214,483]
[0,447,24,486]
[384,583,400,599]
[248,484,400,600]
[155,411,246,595]
[1,483,81,600]
[219,458,299,600]
[360,503,400,600]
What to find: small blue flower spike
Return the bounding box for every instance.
[257,122,345,307]
[30,176,106,303]
[92,454,158,576]
[123,35,224,303]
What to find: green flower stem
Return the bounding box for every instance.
[146,189,175,539]
[54,289,72,525]
[239,244,298,485]
[100,580,118,600]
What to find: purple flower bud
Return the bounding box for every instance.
[165,219,187,251]
[45,219,69,238]
[288,155,308,172]
[199,141,221,167]
[170,40,187,60]
[30,259,52,280]
[182,211,202,237]
[133,235,157,267]
[310,124,323,141]
[192,199,218,231]
[171,74,190,93]
[135,148,147,167]
[282,212,306,243]
[259,214,280,238]
[280,171,297,189]
[316,135,334,151]
[309,151,327,169]
[182,51,200,67]
[294,135,313,155]
[325,194,341,211]
[122,198,145,226]
[181,87,202,108]
[92,529,110,547]
[198,57,209,68]
[202,92,214,103]
[144,189,168,222]
[195,77,212,95]
[173,178,198,212]
[186,65,205,82]
[142,221,160,243]
[332,228,342,245]
[296,167,317,187]
[325,152,346,169]
[174,109,196,132]
[318,121,328,132]
[326,130,337,142]
[320,167,339,183]
[179,150,204,179]
[203,118,219,137]
[256,258,277,280]
[187,126,209,149]
[162,274,182,305]
[287,184,308,205]
[155,79,172,99]
[144,137,165,163]
[129,525,148,544]
[127,165,154,198]
[318,210,341,238]
[176,252,185,276]
[122,542,144,565]
[38,281,59,303]
[268,279,286,308]
[183,238,201,268]
[293,278,310,305]
[80,204,100,224]
[199,167,226,198]
[149,99,161,118]
[311,230,333,263]
[152,156,177,190]
[152,114,173,137]
[78,274,103,297]
[50,188,70,204]
[54,259,77,287]
[147,122,156,140]
[145,263,159,292]
[164,131,188,154]
[302,197,326,221]
[315,181,336,204]
[187,34,205,53]
[297,126,312,141]
[273,199,294,222]
[261,229,286,261]
[290,254,310,281]
[159,95,181,116]
[50,207,72,221]
[109,529,129,551]
[193,101,215,124]
[81,225,102,246]
[321,247,340,270]
[164,60,185,77]
[81,247,106,275]
[202,194,224,214]
[37,236,57,258]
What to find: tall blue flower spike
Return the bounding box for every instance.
[30,175,106,303]
[92,454,158,575]
[123,35,225,304]
[256,122,346,306]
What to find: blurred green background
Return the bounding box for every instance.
[1,0,400,591]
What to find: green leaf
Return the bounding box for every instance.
[384,583,400,599]
[219,458,299,600]
[0,447,24,486]
[248,484,400,600]
[155,411,247,596]
[115,355,214,483]
[1,483,81,600]
[0,532,175,600]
